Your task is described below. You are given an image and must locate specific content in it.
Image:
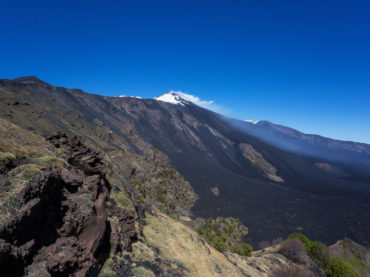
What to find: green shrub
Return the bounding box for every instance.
[197,216,251,256]
[310,241,330,268]
[228,223,235,233]
[197,228,203,236]
[136,196,145,203]
[288,233,313,251]
[326,255,359,277]
[214,237,227,252]
[231,242,253,256]
[286,233,360,277]
[168,213,176,220]
[288,233,331,268]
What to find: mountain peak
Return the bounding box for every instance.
[155,90,193,106]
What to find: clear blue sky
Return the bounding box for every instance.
[1,0,370,143]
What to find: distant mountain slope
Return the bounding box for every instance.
[0,76,369,248]
[229,118,370,169]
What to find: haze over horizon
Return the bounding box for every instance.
[1,0,369,143]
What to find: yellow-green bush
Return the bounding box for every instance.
[327,255,359,277]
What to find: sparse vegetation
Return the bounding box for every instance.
[136,195,145,203]
[30,155,67,168]
[98,257,115,277]
[0,196,21,223]
[0,118,50,158]
[7,163,42,183]
[111,189,130,208]
[197,217,253,256]
[287,233,360,277]
[130,157,197,216]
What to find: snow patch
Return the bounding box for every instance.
[155,90,214,107]
[116,95,142,99]
[245,120,260,125]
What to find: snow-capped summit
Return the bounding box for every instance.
[154,90,193,106]
[155,90,215,109]
[245,119,260,125]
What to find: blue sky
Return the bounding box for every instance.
[1,0,370,143]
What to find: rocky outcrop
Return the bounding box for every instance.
[0,133,139,277]
[46,237,98,277]
[108,205,138,254]
[48,133,107,178]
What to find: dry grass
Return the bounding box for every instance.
[270,264,315,277]
[0,118,50,158]
[143,212,245,277]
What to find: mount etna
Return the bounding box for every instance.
[0,76,370,276]
[1,77,369,248]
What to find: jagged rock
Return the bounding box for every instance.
[0,133,119,277]
[17,239,36,261]
[1,169,65,247]
[48,132,107,177]
[58,194,95,237]
[108,206,138,253]
[46,237,97,277]
[60,168,84,192]
[78,191,108,254]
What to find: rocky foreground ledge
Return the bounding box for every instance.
[0,133,141,277]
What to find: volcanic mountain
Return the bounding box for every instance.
[1,76,369,249]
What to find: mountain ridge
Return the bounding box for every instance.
[8,75,370,147]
